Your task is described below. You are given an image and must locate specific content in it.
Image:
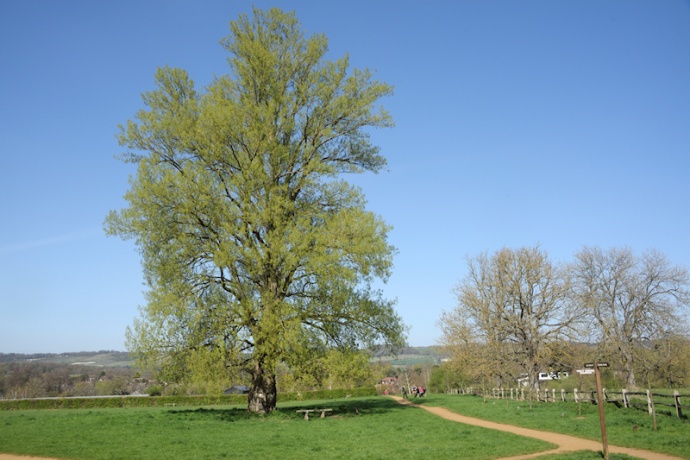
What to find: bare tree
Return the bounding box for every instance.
[440,247,583,390]
[572,247,690,388]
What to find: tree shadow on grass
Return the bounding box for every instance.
[165,397,409,423]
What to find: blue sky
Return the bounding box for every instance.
[1,1,689,353]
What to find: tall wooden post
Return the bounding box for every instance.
[594,361,609,460]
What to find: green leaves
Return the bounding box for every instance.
[107,8,404,410]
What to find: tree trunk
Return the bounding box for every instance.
[620,346,637,388]
[248,361,277,414]
[625,366,637,389]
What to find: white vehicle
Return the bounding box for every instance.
[539,371,569,381]
[517,371,570,386]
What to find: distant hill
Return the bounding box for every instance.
[0,351,134,367]
[371,346,445,367]
[1,346,442,368]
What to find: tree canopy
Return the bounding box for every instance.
[440,247,582,390]
[572,247,690,388]
[106,7,404,413]
[440,245,690,391]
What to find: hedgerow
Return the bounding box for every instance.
[0,387,376,410]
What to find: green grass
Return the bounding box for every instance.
[420,393,689,459]
[0,397,552,459]
[3,394,684,459]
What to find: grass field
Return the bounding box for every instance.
[0,394,684,459]
[0,397,552,459]
[421,393,689,459]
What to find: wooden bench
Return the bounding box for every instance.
[296,408,333,420]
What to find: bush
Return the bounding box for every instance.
[146,385,162,396]
[0,387,377,410]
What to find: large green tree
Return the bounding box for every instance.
[106,8,404,413]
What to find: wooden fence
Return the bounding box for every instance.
[445,387,687,419]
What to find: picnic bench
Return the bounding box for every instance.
[296,408,333,420]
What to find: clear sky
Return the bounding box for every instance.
[2,1,689,353]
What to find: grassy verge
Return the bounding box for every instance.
[420,393,689,458]
[0,396,555,459]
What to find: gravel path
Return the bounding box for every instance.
[391,396,684,460]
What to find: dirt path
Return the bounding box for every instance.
[390,396,684,460]
[0,456,57,460]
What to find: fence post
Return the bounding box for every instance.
[574,388,579,403]
[603,388,608,401]
[647,389,657,431]
[552,389,556,402]
[646,389,654,415]
[561,389,566,402]
[622,389,629,408]
[674,390,683,419]
[521,388,525,401]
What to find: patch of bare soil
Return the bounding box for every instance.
[0,456,58,460]
[390,396,684,460]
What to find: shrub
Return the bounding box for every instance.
[0,387,377,410]
[146,385,162,396]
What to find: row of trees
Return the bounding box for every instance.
[439,246,690,391]
[0,362,141,399]
[0,351,385,400]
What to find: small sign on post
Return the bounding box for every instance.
[576,369,595,375]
